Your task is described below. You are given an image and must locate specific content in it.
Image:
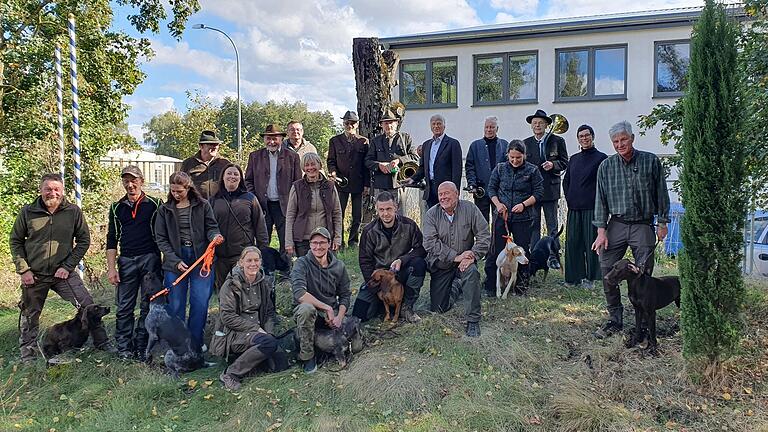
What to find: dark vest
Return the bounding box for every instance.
[292,178,335,242]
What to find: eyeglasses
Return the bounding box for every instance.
[310,240,329,247]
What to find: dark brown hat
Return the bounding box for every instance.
[341,111,359,122]
[260,124,288,137]
[526,109,552,125]
[121,165,144,179]
[199,130,222,144]
[379,109,399,123]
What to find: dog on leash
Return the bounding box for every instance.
[604,258,681,352]
[41,304,111,360]
[496,236,529,299]
[289,315,364,369]
[142,273,206,376]
[366,269,405,322]
[529,226,564,282]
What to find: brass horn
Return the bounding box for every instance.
[396,161,419,183]
[548,114,569,135]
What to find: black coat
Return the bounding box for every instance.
[327,133,370,194]
[364,132,420,189]
[523,135,569,201]
[411,135,463,201]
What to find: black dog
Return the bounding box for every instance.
[142,273,205,376]
[41,304,111,360]
[529,226,564,282]
[290,316,364,369]
[261,246,291,276]
[604,258,681,352]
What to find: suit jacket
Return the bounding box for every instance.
[244,148,302,215]
[465,137,508,188]
[523,134,569,201]
[411,135,463,201]
[364,131,419,189]
[327,133,370,194]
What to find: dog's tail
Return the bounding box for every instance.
[272,328,296,340]
[554,225,564,238]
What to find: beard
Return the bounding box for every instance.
[43,196,63,209]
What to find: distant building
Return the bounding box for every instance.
[381,6,746,201]
[100,149,181,190]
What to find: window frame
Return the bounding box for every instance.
[554,44,628,103]
[653,39,690,98]
[399,57,458,109]
[472,50,539,106]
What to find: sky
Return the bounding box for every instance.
[115,0,704,144]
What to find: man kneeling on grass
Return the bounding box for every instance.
[292,227,352,373]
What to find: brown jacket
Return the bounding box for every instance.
[244,147,302,215]
[213,266,275,356]
[327,133,369,194]
[285,174,342,247]
[180,152,231,199]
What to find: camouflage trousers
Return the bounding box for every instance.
[293,303,334,361]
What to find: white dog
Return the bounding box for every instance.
[496,238,529,299]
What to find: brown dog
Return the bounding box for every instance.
[367,269,405,322]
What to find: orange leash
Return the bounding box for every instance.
[150,237,223,301]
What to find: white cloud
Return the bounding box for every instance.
[490,0,539,15]
[494,12,518,24]
[124,96,176,122]
[128,124,146,144]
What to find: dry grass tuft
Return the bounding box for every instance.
[549,383,634,432]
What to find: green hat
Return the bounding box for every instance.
[309,226,332,241]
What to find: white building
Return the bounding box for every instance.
[100,149,181,188]
[382,6,744,195]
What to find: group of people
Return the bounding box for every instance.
[10,108,670,390]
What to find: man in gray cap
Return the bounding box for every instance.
[106,166,163,360]
[327,110,370,247]
[181,130,231,199]
[291,226,351,374]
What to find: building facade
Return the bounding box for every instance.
[100,149,181,190]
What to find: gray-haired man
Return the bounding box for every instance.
[591,120,670,339]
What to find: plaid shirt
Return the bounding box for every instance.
[593,149,670,228]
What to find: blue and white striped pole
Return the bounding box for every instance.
[68,14,81,208]
[55,44,65,182]
[68,14,84,277]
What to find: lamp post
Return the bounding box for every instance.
[192,24,242,158]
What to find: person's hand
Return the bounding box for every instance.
[20,270,35,286]
[331,314,343,329]
[285,246,295,257]
[212,234,224,245]
[511,203,525,214]
[458,256,474,272]
[378,162,390,173]
[107,268,120,285]
[177,261,189,272]
[592,229,608,255]
[541,161,554,171]
[495,202,508,215]
[390,259,402,272]
[332,241,341,251]
[329,171,337,180]
[324,306,336,326]
[401,178,414,186]
[54,267,70,279]
[417,145,423,157]
[657,224,668,242]
[391,159,401,168]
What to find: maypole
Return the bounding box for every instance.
[55,44,65,182]
[68,14,84,277]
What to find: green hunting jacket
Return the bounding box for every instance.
[10,196,91,276]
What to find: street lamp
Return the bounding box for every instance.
[192,23,242,158]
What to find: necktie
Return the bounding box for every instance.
[540,139,545,162]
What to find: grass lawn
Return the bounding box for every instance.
[1,248,767,432]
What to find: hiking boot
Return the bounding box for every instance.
[97,343,118,354]
[594,321,623,339]
[580,280,595,289]
[303,357,317,374]
[466,322,481,337]
[219,372,241,391]
[401,307,422,323]
[118,350,134,360]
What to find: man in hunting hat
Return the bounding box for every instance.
[364,109,419,214]
[523,109,569,250]
[181,130,231,199]
[245,124,302,255]
[327,110,370,247]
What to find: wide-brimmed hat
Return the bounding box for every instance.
[309,226,332,241]
[121,165,144,179]
[260,124,288,137]
[526,109,552,125]
[199,130,222,145]
[341,111,359,122]
[379,109,399,123]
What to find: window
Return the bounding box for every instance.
[474,51,537,105]
[555,45,627,101]
[400,58,457,108]
[654,40,690,97]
